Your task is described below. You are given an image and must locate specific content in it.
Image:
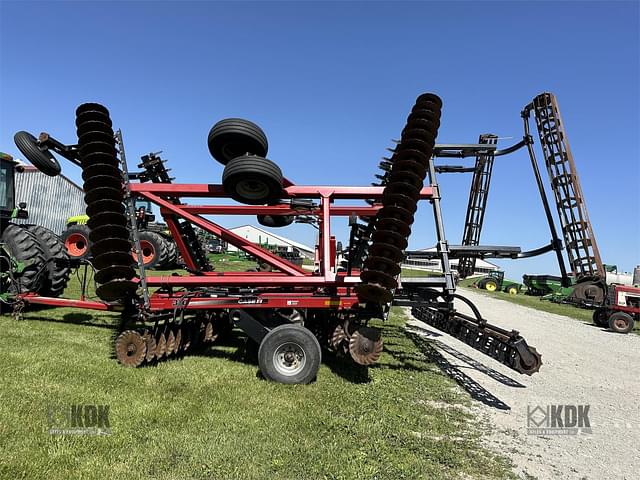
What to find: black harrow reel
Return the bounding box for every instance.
[411,299,542,375]
[76,103,137,301]
[357,93,442,303]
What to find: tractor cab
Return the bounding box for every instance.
[0,153,27,227]
[488,270,505,283]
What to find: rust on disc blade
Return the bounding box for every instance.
[142,330,156,363]
[156,332,167,359]
[166,330,176,356]
[115,330,147,367]
[349,327,384,365]
[330,324,347,351]
[204,321,214,342]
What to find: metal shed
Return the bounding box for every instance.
[14,165,85,235]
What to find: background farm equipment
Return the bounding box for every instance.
[0,152,71,308]
[472,270,522,294]
[61,198,180,269]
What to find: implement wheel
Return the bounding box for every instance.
[222,155,283,205]
[258,324,321,384]
[208,118,268,165]
[608,312,635,334]
[14,131,61,176]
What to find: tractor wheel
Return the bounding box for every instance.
[14,131,61,176]
[25,225,70,297]
[0,223,46,293]
[222,155,283,205]
[208,118,268,165]
[608,312,635,334]
[162,238,178,268]
[505,284,519,295]
[132,231,169,270]
[257,214,294,228]
[61,225,92,260]
[592,307,609,327]
[484,279,499,292]
[258,324,321,384]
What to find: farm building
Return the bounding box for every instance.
[228,224,315,259]
[14,165,85,235]
[403,247,499,276]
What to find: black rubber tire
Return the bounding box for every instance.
[0,223,46,293]
[25,225,70,297]
[14,131,61,176]
[476,278,488,289]
[162,237,178,268]
[222,155,283,205]
[608,311,635,334]
[61,224,92,260]
[257,214,294,228]
[592,307,609,327]
[484,279,499,292]
[504,284,519,295]
[134,231,168,270]
[208,118,268,165]
[258,324,321,385]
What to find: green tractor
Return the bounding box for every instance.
[472,270,522,295]
[1,152,70,307]
[61,198,179,269]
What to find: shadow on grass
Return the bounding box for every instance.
[406,331,512,411]
[407,324,525,388]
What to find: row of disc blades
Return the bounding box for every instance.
[411,306,542,375]
[356,93,443,303]
[114,320,221,367]
[76,103,137,301]
[330,323,383,366]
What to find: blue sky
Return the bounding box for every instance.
[1,1,638,280]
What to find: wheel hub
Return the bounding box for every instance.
[273,342,306,376]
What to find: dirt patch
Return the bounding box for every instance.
[407,289,640,480]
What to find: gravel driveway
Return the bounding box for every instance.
[407,289,640,480]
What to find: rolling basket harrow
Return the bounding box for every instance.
[6,92,554,384]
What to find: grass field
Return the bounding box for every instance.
[0,256,514,480]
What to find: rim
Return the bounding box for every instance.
[132,240,155,265]
[613,317,629,331]
[236,179,269,200]
[272,341,306,376]
[486,282,497,291]
[65,233,88,257]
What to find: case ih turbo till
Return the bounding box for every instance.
[8,93,549,384]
